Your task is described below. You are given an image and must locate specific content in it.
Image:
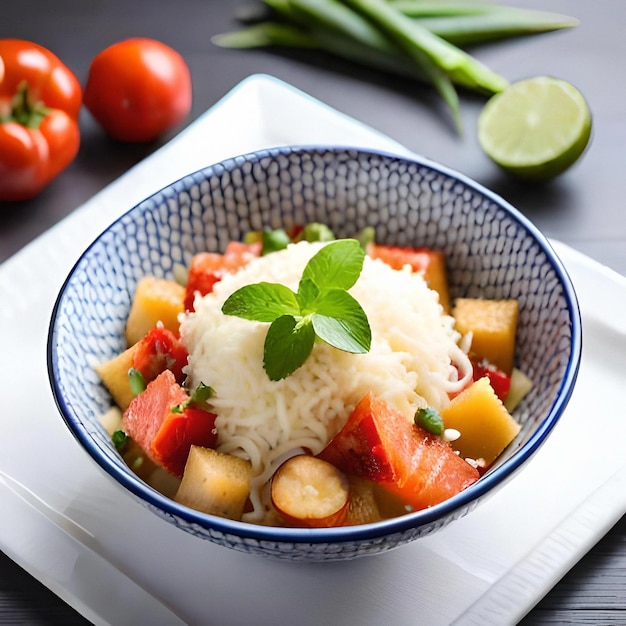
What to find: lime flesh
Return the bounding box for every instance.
[478,76,592,181]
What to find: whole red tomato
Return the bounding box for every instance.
[0,39,82,202]
[84,38,192,143]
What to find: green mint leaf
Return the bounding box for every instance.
[414,407,444,436]
[128,367,146,396]
[220,235,372,381]
[301,239,364,292]
[311,289,371,353]
[263,315,315,381]
[296,277,319,311]
[261,228,291,255]
[222,282,300,322]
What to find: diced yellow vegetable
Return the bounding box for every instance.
[504,368,533,412]
[125,276,185,346]
[120,440,182,499]
[422,250,451,312]
[95,344,139,411]
[440,376,521,465]
[345,476,383,526]
[453,298,518,374]
[174,446,252,520]
[370,482,410,519]
[99,405,124,435]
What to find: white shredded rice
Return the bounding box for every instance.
[180,241,472,522]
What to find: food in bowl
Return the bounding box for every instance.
[96,224,531,528]
[48,146,581,560]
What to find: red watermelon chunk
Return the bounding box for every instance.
[318,393,479,512]
[122,370,218,477]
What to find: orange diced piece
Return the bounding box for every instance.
[453,298,518,375]
[367,243,450,311]
[125,276,185,346]
[441,376,521,466]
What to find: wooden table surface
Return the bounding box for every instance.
[1,0,624,623]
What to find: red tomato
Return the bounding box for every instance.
[83,38,192,143]
[0,39,82,201]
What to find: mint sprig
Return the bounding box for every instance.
[222,239,371,381]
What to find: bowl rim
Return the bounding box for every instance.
[47,145,583,544]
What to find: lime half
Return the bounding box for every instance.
[478,76,592,181]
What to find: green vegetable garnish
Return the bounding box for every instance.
[261,228,292,255]
[414,406,444,436]
[172,382,215,414]
[222,239,371,380]
[128,367,146,396]
[112,430,129,453]
[212,0,578,133]
[356,226,375,249]
[298,222,336,243]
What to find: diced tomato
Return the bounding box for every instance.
[122,370,218,477]
[318,393,479,512]
[224,240,262,257]
[132,325,188,384]
[184,242,261,311]
[367,243,450,310]
[472,359,511,402]
[287,224,304,241]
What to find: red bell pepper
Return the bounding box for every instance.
[472,359,511,402]
[0,39,81,201]
[318,392,479,511]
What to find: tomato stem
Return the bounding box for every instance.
[1,81,51,129]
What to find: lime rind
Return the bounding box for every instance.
[478,76,592,181]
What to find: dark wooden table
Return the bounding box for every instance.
[1,0,624,623]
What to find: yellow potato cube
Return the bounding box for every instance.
[95,343,139,411]
[345,476,383,526]
[453,298,518,374]
[175,446,252,521]
[441,377,521,465]
[125,276,185,346]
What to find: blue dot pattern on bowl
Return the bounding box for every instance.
[48,146,581,561]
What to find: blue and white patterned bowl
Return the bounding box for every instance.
[48,146,581,561]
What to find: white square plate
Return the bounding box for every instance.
[1,74,625,626]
